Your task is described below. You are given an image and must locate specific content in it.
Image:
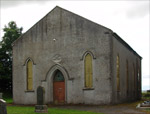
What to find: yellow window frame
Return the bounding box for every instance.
[27,60,33,90]
[84,54,93,88]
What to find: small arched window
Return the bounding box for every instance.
[126,60,129,95]
[53,70,65,82]
[137,66,140,91]
[84,53,93,88]
[116,55,120,92]
[136,60,140,84]
[133,63,135,91]
[27,59,33,90]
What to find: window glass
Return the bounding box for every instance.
[117,55,120,91]
[85,54,93,88]
[27,60,33,90]
[53,70,64,82]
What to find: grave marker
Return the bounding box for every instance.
[0,99,7,114]
[35,86,48,113]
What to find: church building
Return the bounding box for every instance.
[12,6,142,105]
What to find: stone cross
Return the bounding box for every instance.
[37,86,45,105]
[0,99,7,114]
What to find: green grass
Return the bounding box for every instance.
[7,106,103,114]
[3,96,13,104]
[3,94,103,114]
[2,92,13,104]
[4,92,150,114]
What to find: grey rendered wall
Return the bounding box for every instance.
[111,35,141,104]
[13,7,112,105]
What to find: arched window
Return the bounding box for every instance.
[27,60,33,90]
[53,70,65,82]
[136,60,140,90]
[133,63,135,93]
[84,53,93,88]
[137,67,140,91]
[137,68,140,82]
[126,60,129,95]
[116,55,120,92]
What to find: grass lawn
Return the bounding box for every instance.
[3,93,103,114]
[2,92,13,104]
[3,92,150,114]
[7,106,103,114]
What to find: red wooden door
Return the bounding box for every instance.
[53,70,65,103]
[53,82,65,103]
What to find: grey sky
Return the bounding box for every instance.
[1,0,49,8]
[126,1,149,18]
[0,0,149,90]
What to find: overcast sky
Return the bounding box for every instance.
[0,0,149,90]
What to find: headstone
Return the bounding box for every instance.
[0,99,7,114]
[35,86,48,113]
[0,93,2,99]
[140,101,150,107]
[37,86,44,105]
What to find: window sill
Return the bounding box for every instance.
[83,88,94,90]
[25,90,35,92]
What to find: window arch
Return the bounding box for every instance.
[27,59,33,90]
[84,53,93,88]
[81,51,96,60]
[116,55,120,92]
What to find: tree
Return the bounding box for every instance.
[0,21,23,93]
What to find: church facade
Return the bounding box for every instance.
[12,6,142,105]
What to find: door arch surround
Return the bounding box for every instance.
[43,64,70,104]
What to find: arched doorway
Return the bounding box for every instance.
[53,70,65,103]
